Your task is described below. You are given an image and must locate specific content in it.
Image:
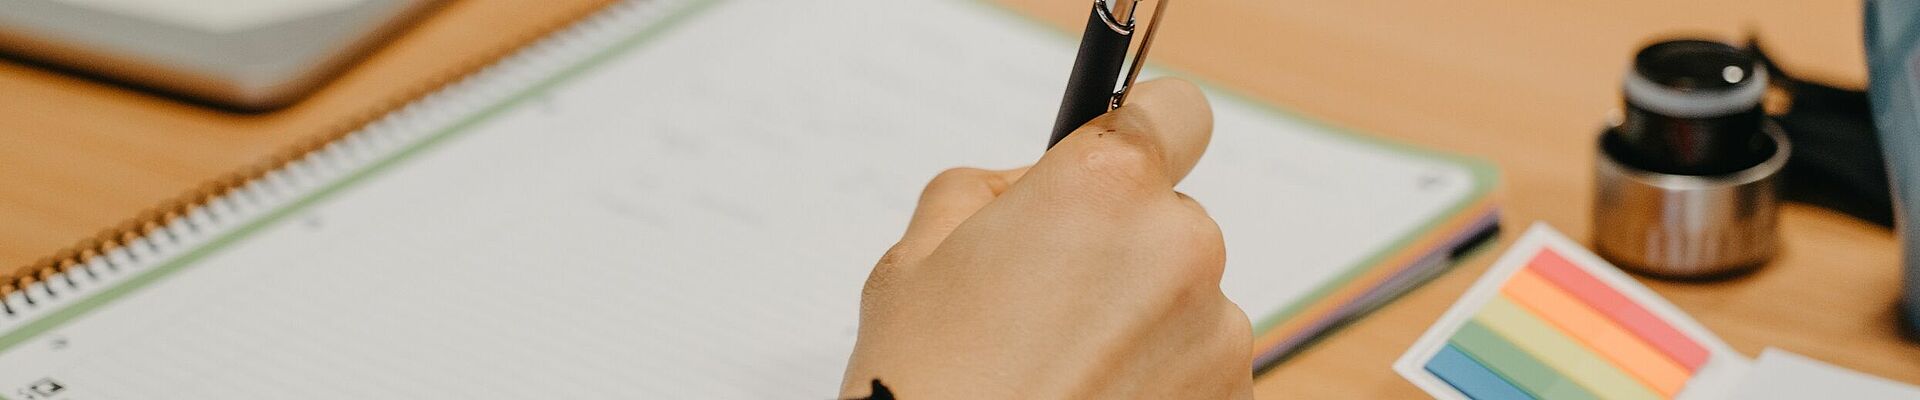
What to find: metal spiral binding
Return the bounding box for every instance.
[0,0,683,326]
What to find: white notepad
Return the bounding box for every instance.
[0,1,1491,398]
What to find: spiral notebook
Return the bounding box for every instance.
[0,1,1496,398]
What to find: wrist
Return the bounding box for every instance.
[843,379,896,400]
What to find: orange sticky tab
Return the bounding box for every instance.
[1529,250,1708,370]
[1503,269,1691,396]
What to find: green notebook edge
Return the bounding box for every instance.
[0,1,1501,388]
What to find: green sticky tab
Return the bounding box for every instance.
[1475,297,1660,400]
[1453,320,1600,400]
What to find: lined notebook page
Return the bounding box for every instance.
[0,1,1473,398]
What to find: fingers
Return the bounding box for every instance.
[1024,78,1212,203]
[885,166,1028,265]
[880,79,1211,266]
[1173,191,1207,214]
[1222,300,1257,400]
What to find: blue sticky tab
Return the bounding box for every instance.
[1426,344,1536,400]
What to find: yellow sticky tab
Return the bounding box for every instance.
[1475,296,1663,400]
[1504,269,1691,396]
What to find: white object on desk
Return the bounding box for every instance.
[1728,349,1920,399]
[0,0,436,109]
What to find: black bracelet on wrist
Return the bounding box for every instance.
[844,379,895,400]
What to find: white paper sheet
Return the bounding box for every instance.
[0,1,1478,398]
[1728,349,1920,400]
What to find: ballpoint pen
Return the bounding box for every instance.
[1048,0,1170,149]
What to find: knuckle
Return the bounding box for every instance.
[1218,303,1255,360]
[932,167,990,182]
[1194,216,1226,255]
[865,243,914,297]
[874,242,912,270]
[922,167,1016,201]
[1174,192,1208,214]
[1070,136,1166,194]
[923,167,988,193]
[1223,302,1253,341]
[1162,206,1227,282]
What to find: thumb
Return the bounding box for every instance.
[1018,78,1213,203]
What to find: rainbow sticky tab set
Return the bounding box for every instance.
[1395,223,1755,400]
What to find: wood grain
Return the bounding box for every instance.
[988,0,1920,397]
[0,0,617,278]
[0,0,1913,397]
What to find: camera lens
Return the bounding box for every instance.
[1612,39,1771,176]
[1635,40,1757,91]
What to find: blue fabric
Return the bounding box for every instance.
[1865,0,1920,334]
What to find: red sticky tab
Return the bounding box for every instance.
[1526,249,1710,371]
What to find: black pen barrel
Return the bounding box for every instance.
[1048,4,1133,148]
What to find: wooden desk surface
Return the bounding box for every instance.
[3,0,1915,397]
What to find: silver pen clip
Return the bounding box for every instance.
[1110,0,1169,110]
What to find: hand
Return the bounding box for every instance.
[842,79,1254,399]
